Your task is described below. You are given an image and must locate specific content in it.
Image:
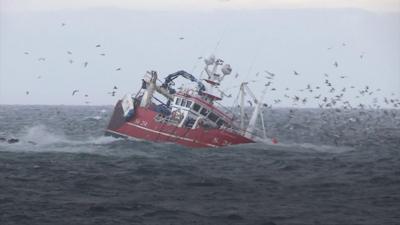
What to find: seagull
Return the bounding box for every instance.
[67,51,72,55]
[340,75,347,79]
[100,53,106,56]
[342,42,346,47]
[69,59,74,64]
[265,81,272,87]
[26,91,30,95]
[38,57,46,61]
[95,44,101,47]
[108,91,116,96]
[24,52,29,55]
[113,86,118,90]
[265,70,275,77]
[72,90,79,96]
[234,73,239,78]
[116,68,121,71]
[293,70,299,75]
[197,56,203,60]
[84,62,88,67]
[247,100,253,106]
[84,94,89,97]
[37,75,42,79]
[333,61,338,67]
[61,23,66,26]
[179,37,184,40]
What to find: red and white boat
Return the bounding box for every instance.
[106,55,269,148]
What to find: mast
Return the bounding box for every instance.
[140,71,158,107]
[240,83,246,131]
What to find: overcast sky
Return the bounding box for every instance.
[0,0,399,107]
[1,0,400,12]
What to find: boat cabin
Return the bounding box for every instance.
[168,94,230,129]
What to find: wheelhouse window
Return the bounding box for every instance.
[208,112,219,122]
[186,101,192,108]
[193,103,201,112]
[180,99,187,107]
[200,108,209,116]
[216,119,225,127]
[175,98,181,105]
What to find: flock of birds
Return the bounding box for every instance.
[22,23,126,104]
[225,42,400,114]
[22,22,190,105]
[22,22,399,115]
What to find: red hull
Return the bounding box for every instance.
[106,101,255,148]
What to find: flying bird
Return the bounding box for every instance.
[113,86,118,90]
[265,70,275,77]
[72,90,79,96]
[179,37,184,40]
[116,68,121,71]
[100,53,106,56]
[333,61,338,67]
[67,51,72,55]
[83,62,88,67]
[25,91,30,95]
[38,57,46,61]
[293,70,299,75]
[96,44,101,47]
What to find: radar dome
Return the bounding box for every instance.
[204,55,215,65]
[221,64,232,75]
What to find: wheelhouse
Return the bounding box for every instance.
[170,94,230,129]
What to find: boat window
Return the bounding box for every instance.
[216,119,225,127]
[175,98,181,105]
[208,112,219,122]
[181,99,186,107]
[200,107,209,116]
[186,101,192,108]
[193,103,201,112]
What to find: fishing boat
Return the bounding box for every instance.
[105,55,270,148]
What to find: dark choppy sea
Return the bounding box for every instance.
[0,105,399,225]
